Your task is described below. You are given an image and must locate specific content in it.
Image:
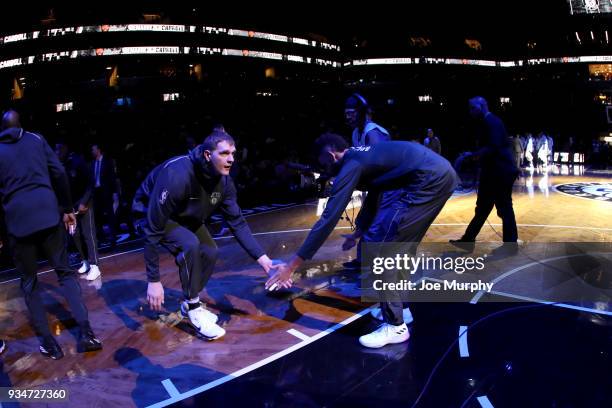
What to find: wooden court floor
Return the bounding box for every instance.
[0,172,610,407]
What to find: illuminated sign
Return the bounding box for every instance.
[0,46,340,70]
[0,24,341,51]
[569,0,612,14]
[163,93,180,102]
[0,58,25,68]
[7,43,612,72]
[56,102,74,112]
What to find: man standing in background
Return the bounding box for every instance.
[450,97,519,250]
[0,110,102,359]
[91,143,120,247]
[57,141,102,281]
[424,128,442,155]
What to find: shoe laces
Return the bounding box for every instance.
[373,323,391,336]
[189,306,209,322]
[376,323,405,336]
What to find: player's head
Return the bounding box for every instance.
[202,130,236,176]
[55,141,70,161]
[314,132,349,174]
[468,96,489,119]
[344,93,369,128]
[1,109,20,130]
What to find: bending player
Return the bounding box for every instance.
[133,131,277,340]
[267,133,458,348]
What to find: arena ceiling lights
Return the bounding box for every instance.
[0,46,341,70]
[2,23,612,71]
[0,23,342,71]
[0,23,340,51]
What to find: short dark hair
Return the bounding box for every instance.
[314,132,349,156]
[202,130,235,151]
[1,109,21,130]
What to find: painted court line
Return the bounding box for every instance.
[0,225,355,285]
[468,252,612,316]
[425,272,612,316]
[470,290,486,304]
[3,223,609,283]
[431,223,612,232]
[0,247,146,285]
[286,328,311,341]
[161,379,180,398]
[214,226,353,240]
[146,306,375,408]
[458,326,470,358]
[487,290,612,316]
[467,253,582,303]
[477,395,495,408]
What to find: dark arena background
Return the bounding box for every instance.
[0,2,610,407]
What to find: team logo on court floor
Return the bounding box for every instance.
[554,182,612,202]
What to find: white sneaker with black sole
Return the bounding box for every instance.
[78,261,90,274]
[370,307,414,324]
[181,301,218,324]
[85,264,101,281]
[359,323,410,348]
[185,305,225,340]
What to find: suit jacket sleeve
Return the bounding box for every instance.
[43,136,73,213]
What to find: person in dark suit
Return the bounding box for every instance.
[91,143,120,246]
[450,97,519,250]
[57,141,101,280]
[0,110,101,359]
[424,128,442,155]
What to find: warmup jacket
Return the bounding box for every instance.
[297,141,458,260]
[133,146,264,281]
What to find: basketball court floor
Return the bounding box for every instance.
[0,167,610,407]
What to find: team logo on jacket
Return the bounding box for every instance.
[159,189,169,205]
[554,182,612,202]
[210,192,221,205]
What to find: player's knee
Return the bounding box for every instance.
[182,239,200,256]
[200,245,218,263]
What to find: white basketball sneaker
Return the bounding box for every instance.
[181,301,218,324]
[78,261,90,274]
[85,264,101,281]
[370,307,414,324]
[359,323,410,348]
[185,305,225,340]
